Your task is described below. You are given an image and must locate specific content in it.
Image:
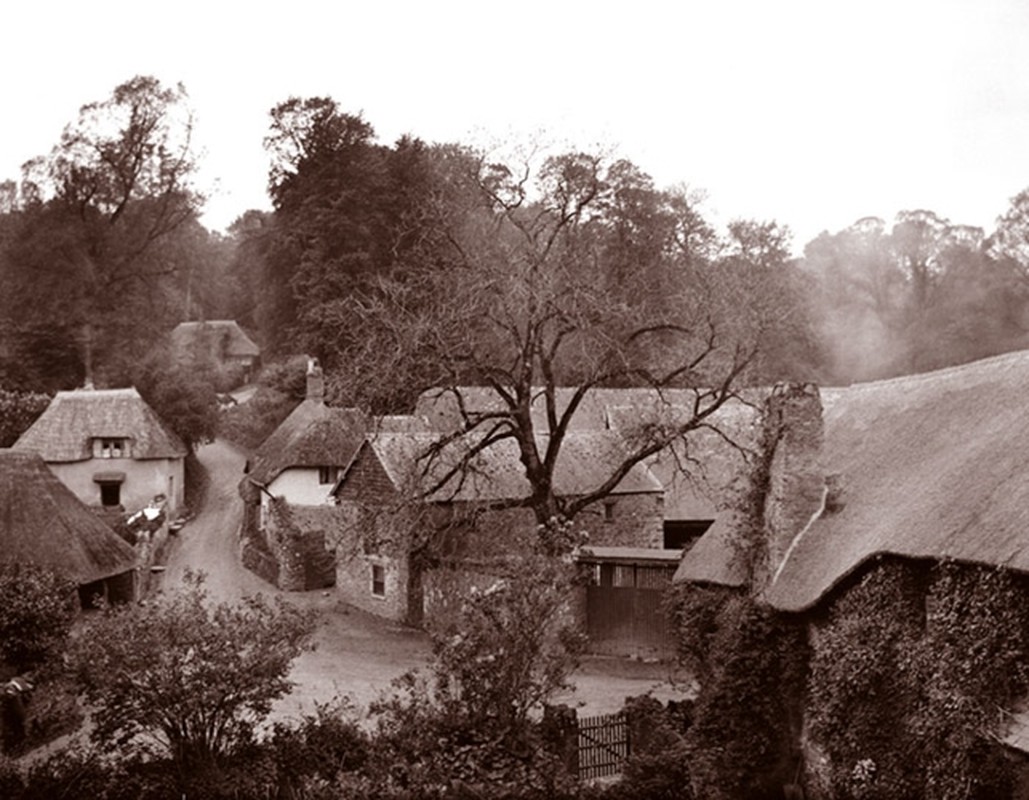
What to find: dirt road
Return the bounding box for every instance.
[159,440,265,602]
[158,439,688,722]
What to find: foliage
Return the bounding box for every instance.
[801,209,1029,383]
[0,565,75,673]
[670,586,808,800]
[807,559,1029,799]
[135,360,219,451]
[364,543,585,797]
[0,76,218,390]
[218,384,299,450]
[69,573,315,771]
[0,389,49,447]
[594,695,694,800]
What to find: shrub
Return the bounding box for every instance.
[0,565,75,673]
[69,573,315,772]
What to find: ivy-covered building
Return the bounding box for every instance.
[675,351,1029,799]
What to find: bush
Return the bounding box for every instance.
[218,385,298,450]
[0,565,75,674]
[69,573,315,771]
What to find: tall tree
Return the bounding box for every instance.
[1,76,203,388]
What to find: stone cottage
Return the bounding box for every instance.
[332,428,664,626]
[14,387,186,515]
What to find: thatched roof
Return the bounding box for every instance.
[247,400,367,487]
[343,430,663,503]
[170,320,260,359]
[677,350,1029,611]
[0,450,137,583]
[14,388,186,462]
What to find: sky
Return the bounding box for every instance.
[4,0,1029,251]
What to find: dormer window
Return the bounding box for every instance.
[318,466,339,485]
[95,438,128,459]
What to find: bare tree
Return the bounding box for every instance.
[329,148,776,536]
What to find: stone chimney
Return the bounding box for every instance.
[306,357,324,404]
[756,382,825,590]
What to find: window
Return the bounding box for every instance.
[99,482,121,507]
[663,519,714,551]
[318,466,339,485]
[603,500,617,523]
[97,438,128,458]
[371,564,386,597]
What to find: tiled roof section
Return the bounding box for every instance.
[357,430,663,503]
[0,450,137,583]
[170,320,260,359]
[606,398,761,520]
[14,388,187,462]
[414,385,765,434]
[247,400,368,486]
[761,349,1029,611]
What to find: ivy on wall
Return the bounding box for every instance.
[671,584,809,799]
[807,558,1029,799]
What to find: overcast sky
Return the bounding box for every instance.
[5,0,1029,251]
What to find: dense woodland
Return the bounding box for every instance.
[3,76,1029,409]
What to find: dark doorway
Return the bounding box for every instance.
[662,519,714,551]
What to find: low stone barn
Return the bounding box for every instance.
[332,428,664,627]
[675,351,1029,797]
[14,387,186,515]
[0,450,137,607]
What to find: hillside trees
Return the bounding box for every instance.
[0,76,226,391]
[802,208,1029,381]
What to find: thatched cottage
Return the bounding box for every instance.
[14,387,186,514]
[169,320,261,384]
[239,361,367,590]
[675,353,1029,797]
[0,450,137,607]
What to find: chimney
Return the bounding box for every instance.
[306,357,324,404]
[757,382,825,590]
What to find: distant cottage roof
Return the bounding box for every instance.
[677,349,1029,611]
[0,450,137,583]
[343,430,663,503]
[14,388,186,462]
[170,320,260,360]
[247,399,367,487]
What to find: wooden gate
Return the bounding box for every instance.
[585,561,676,655]
[578,711,629,780]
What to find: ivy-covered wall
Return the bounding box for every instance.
[673,558,1029,800]
[806,557,1029,800]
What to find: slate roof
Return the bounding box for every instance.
[247,399,368,487]
[676,349,1029,611]
[170,320,260,359]
[14,388,186,462]
[414,385,762,434]
[341,430,663,503]
[0,450,137,583]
